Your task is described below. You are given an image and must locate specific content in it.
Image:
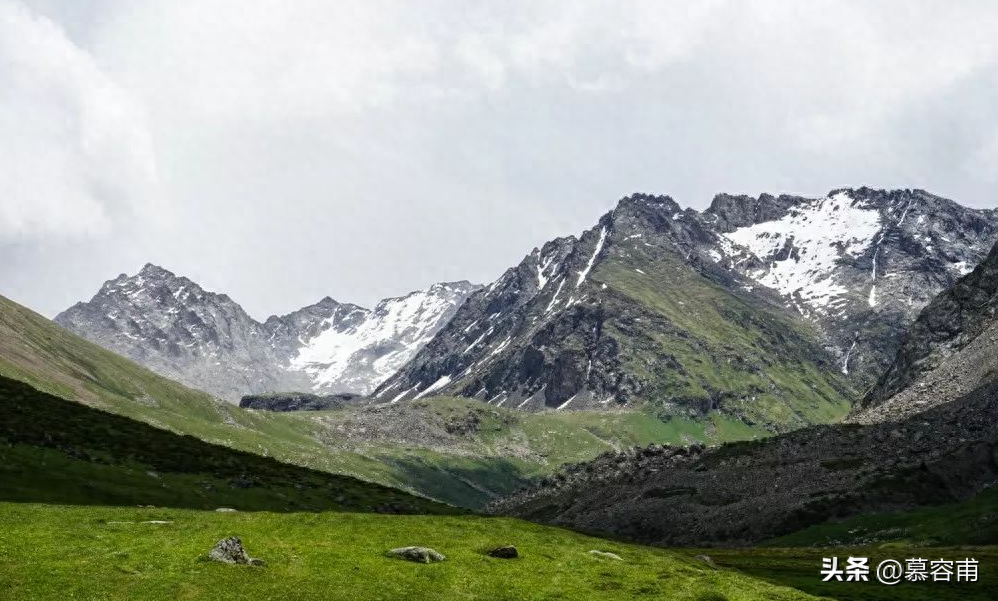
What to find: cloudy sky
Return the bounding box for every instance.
[3,0,998,319]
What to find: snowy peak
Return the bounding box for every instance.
[290,280,481,394]
[56,265,480,401]
[707,188,998,382]
[56,264,291,402]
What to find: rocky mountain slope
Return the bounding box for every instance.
[239,392,362,411]
[376,188,996,428]
[55,264,478,401]
[486,376,998,546]
[709,187,998,386]
[852,239,998,423]
[375,193,855,432]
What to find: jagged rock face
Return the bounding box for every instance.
[852,240,998,423]
[486,377,998,546]
[376,188,998,425]
[54,264,304,402]
[55,264,479,402]
[708,188,998,385]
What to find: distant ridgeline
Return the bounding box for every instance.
[53,189,998,438]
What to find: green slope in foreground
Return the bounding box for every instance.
[0,293,771,508]
[0,374,453,514]
[0,503,818,601]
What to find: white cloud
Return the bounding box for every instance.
[6,0,998,319]
[0,0,160,241]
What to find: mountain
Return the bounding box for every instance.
[488,239,998,546]
[486,376,998,546]
[0,290,526,507]
[376,188,997,429]
[852,238,998,423]
[376,193,854,433]
[282,282,481,396]
[709,187,998,386]
[55,264,479,401]
[7,290,739,508]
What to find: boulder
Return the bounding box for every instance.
[487,545,518,559]
[386,546,446,563]
[207,537,264,566]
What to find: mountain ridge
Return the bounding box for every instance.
[55,264,480,401]
[376,187,997,432]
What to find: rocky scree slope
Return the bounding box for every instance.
[852,238,998,423]
[55,264,479,402]
[486,376,998,546]
[376,193,855,432]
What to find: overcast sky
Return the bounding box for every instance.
[3,0,998,319]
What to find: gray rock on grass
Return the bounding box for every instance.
[208,537,265,566]
[487,545,518,559]
[387,546,446,563]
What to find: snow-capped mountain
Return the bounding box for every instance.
[286,282,482,395]
[55,264,479,402]
[707,188,998,383]
[376,188,998,427]
[376,193,855,432]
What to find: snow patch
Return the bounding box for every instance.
[723,192,883,313]
[413,375,452,400]
[576,226,608,287]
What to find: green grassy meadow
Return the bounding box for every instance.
[0,503,820,601]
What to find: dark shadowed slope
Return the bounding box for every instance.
[0,375,455,514]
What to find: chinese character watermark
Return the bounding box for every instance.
[821,557,978,585]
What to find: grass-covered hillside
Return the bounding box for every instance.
[0,293,773,508]
[0,375,453,514]
[0,502,820,601]
[596,247,855,430]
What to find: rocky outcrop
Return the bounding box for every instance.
[239,392,362,411]
[486,377,998,546]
